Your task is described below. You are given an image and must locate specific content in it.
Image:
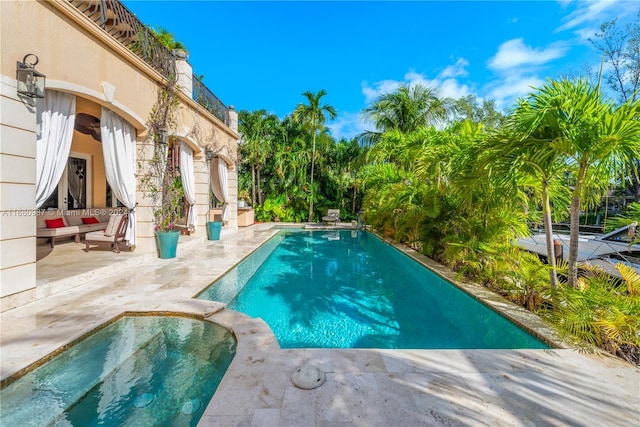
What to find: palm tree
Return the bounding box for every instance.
[359,84,452,145]
[478,106,571,290]
[238,110,279,205]
[293,89,337,221]
[516,78,640,288]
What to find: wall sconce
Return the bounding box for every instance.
[157,130,169,145]
[205,147,215,161]
[16,54,46,98]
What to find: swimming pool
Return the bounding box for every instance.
[199,229,549,349]
[0,314,236,426]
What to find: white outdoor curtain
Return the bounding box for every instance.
[180,142,197,231]
[209,158,223,206]
[209,157,230,224]
[35,91,76,208]
[101,107,137,246]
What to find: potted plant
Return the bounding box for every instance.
[152,157,184,258]
[139,79,183,258]
[238,189,250,208]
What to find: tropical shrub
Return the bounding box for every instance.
[541,264,640,365]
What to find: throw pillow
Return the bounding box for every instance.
[81,217,100,224]
[45,218,66,228]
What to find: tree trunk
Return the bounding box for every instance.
[567,163,587,288]
[308,117,316,222]
[352,184,357,215]
[257,167,262,206]
[567,195,581,288]
[542,183,559,289]
[251,166,256,206]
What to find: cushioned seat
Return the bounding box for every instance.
[84,214,128,253]
[37,224,81,244]
[36,210,112,247]
[322,209,340,225]
[36,213,80,248]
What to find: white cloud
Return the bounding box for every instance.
[488,38,567,71]
[574,26,600,42]
[362,79,402,104]
[362,60,472,105]
[327,111,368,141]
[483,37,570,109]
[556,0,621,32]
[440,58,470,78]
[438,78,471,99]
[484,75,546,110]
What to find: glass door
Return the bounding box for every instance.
[41,152,92,210]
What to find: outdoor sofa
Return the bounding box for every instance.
[36,208,124,247]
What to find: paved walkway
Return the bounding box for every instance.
[1,225,639,426]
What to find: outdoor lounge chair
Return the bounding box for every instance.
[84,213,128,253]
[322,209,340,225]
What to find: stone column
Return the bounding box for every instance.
[173,50,192,99]
[228,105,238,133]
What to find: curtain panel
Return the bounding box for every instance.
[180,143,197,231]
[35,91,76,208]
[218,158,230,223]
[209,158,229,224]
[209,158,224,208]
[100,107,137,246]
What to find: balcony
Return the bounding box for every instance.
[68,0,229,125]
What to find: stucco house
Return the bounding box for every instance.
[0,0,240,311]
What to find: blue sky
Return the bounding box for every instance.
[123,1,638,139]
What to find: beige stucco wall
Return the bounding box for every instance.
[0,0,239,308]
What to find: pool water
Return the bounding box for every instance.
[0,315,236,426]
[199,230,549,349]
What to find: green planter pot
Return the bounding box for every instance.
[155,231,180,259]
[206,221,222,241]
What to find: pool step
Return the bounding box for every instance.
[2,331,165,426]
[53,331,167,425]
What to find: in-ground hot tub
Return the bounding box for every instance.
[0,314,236,426]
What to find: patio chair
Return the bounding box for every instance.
[84,213,128,253]
[322,209,340,225]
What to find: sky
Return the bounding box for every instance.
[122,0,639,140]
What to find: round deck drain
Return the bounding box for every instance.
[291,365,326,389]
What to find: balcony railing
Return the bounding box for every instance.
[68,0,229,125]
[193,76,229,125]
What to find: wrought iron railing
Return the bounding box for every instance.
[69,0,175,79]
[68,0,229,125]
[193,76,229,125]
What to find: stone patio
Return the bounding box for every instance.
[1,224,639,426]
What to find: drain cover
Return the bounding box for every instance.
[181,398,201,415]
[291,365,326,389]
[132,393,154,408]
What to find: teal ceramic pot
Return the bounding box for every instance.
[156,230,180,259]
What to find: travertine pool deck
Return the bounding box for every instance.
[1,225,639,426]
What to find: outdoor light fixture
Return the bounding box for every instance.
[158,130,169,145]
[205,147,215,161]
[16,54,45,98]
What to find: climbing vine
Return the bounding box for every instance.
[138,78,184,232]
